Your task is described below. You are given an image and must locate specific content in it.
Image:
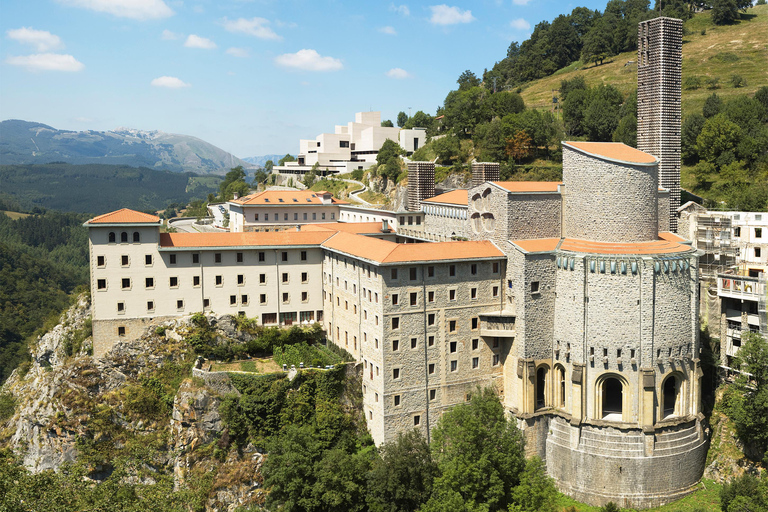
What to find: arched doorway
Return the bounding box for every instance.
[663,376,678,418]
[536,367,547,410]
[602,378,623,420]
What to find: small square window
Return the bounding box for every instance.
[203,298,210,308]
[145,254,153,266]
[146,277,154,288]
[122,278,131,289]
[531,281,540,294]
[147,301,154,311]
[260,294,267,304]
[282,251,288,262]
[282,273,289,283]
[118,326,126,336]
[493,286,499,297]
[169,276,178,288]
[393,368,400,379]
[260,274,266,284]
[237,274,244,285]
[302,291,308,302]
[450,360,458,372]
[414,415,420,426]
[97,279,106,290]
[258,252,265,262]
[215,275,223,286]
[236,252,243,263]
[117,302,125,312]
[472,357,479,369]
[392,294,399,305]
[193,275,200,286]
[121,255,129,266]
[394,395,401,406]
[97,255,106,267]
[176,299,184,309]
[169,254,177,265]
[215,253,222,263]
[282,292,289,303]
[428,314,435,326]
[230,295,237,305]
[241,294,248,305]
[755,227,763,238]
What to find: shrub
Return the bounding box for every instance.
[705,77,721,90]
[730,74,747,88]
[683,76,703,90]
[0,392,16,421]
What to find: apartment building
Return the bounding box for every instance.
[227,190,347,232]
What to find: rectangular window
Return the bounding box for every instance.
[410,267,417,280]
[169,254,176,265]
[428,314,435,326]
[147,301,154,311]
[236,252,243,263]
[97,279,106,290]
[449,265,456,277]
[450,360,458,372]
[216,275,223,286]
[193,275,200,287]
[203,298,210,308]
[393,340,399,351]
[471,264,477,275]
[117,302,125,312]
[756,247,762,258]
[493,262,499,273]
[282,292,289,303]
[375,293,378,303]
[241,294,248,305]
[393,368,400,379]
[120,255,128,266]
[394,395,401,406]
[122,278,131,289]
[428,335,434,346]
[756,228,763,238]
[429,389,436,401]
[471,288,477,300]
[301,250,307,261]
[169,276,178,288]
[265,214,269,221]
[472,339,479,350]
[294,213,298,221]
[391,268,398,279]
[260,273,266,284]
[531,281,540,293]
[321,213,326,220]
[230,295,237,305]
[260,294,267,304]
[391,317,399,329]
[471,317,478,329]
[303,213,308,220]
[493,354,500,366]
[282,272,289,283]
[331,213,335,220]
[97,255,106,267]
[427,266,434,277]
[392,294,399,305]
[410,292,417,306]
[449,320,457,332]
[301,272,308,283]
[282,251,288,262]
[428,363,435,374]
[259,252,265,262]
[177,299,184,309]
[145,277,154,288]
[215,253,222,263]
[284,213,288,221]
[450,341,457,353]
[411,338,417,349]
[192,253,199,264]
[449,289,456,301]
[492,286,499,297]
[734,227,741,237]
[237,274,244,285]
[118,326,126,336]
[146,254,154,266]
[472,357,479,369]
[414,415,420,426]
[493,338,499,348]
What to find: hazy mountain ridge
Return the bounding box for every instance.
[0,120,253,175]
[242,154,287,167]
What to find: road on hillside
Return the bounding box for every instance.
[341,179,381,206]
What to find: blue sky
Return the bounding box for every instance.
[1,0,607,159]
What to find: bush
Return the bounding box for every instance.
[730,75,747,88]
[683,76,703,90]
[0,392,16,422]
[705,77,721,90]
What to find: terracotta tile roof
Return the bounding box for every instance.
[658,231,687,243]
[231,190,348,206]
[512,238,561,253]
[87,208,161,224]
[558,238,693,255]
[321,232,504,263]
[564,141,657,165]
[492,182,562,193]
[300,222,396,234]
[422,190,469,206]
[158,231,334,248]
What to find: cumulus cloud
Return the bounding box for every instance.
[429,5,475,25]
[6,27,62,51]
[151,76,190,88]
[184,34,216,49]
[275,49,343,72]
[57,0,173,20]
[161,29,182,40]
[390,4,410,16]
[510,18,530,30]
[512,0,531,5]
[222,17,281,41]
[379,26,397,35]
[226,47,249,58]
[386,68,411,79]
[6,53,84,72]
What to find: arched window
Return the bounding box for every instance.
[133,232,140,243]
[602,378,623,420]
[536,367,547,410]
[663,376,678,419]
[120,232,128,243]
[108,232,116,243]
[556,365,566,409]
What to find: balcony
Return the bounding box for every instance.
[717,274,760,300]
[479,311,516,338]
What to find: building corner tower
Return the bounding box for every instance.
[637,17,682,232]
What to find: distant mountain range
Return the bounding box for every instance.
[242,154,291,167]
[0,120,253,175]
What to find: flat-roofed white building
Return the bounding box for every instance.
[228,190,348,232]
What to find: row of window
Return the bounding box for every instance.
[113,291,310,314]
[390,337,499,353]
[362,354,501,382]
[97,271,310,291]
[97,250,309,268]
[733,226,763,238]
[253,212,335,222]
[391,286,499,305]
[388,262,500,281]
[108,231,141,244]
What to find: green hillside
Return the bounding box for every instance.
[519,4,768,117]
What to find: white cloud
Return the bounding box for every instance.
[57,0,174,20]
[222,17,281,41]
[151,76,190,88]
[6,27,62,51]
[161,29,182,40]
[379,26,397,35]
[275,49,343,72]
[512,0,531,5]
[275,20,298,29]
[429,5,475,25]
[510,18,530,30]
[184,34,216,49]
[74,116,95,123]
[390,4,410,16]
[5,53,84,72]
[226,47,249,58]
[386,67,411,79]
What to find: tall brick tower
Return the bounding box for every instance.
[407,161,435,211]
[637,17,682,232]
[471,162,501,188]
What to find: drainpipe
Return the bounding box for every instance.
[421,264,430,443]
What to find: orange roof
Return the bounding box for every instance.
[492,182,561,193]
[512,238,561,253]
[159,231,333,248]
[321,231,503,263]
[422,190,469,206]
[231,189,348,206]
[558,238,693,255]
[87,208,161,224]
[658,231,687,243]
[301,222,396,234]
[564,142,657,165]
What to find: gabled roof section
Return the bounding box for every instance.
[159,231,334,249]
[87,208,161,225]
[301,222,396,234]
[321,232,503,264]
[564,141,657,165]
[511,238,561,253]
[230,189,349,206]
[512,233,695,256]
[491,182,561,193]
[422,190,468,206]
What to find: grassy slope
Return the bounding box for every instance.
[519,5,768,117]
